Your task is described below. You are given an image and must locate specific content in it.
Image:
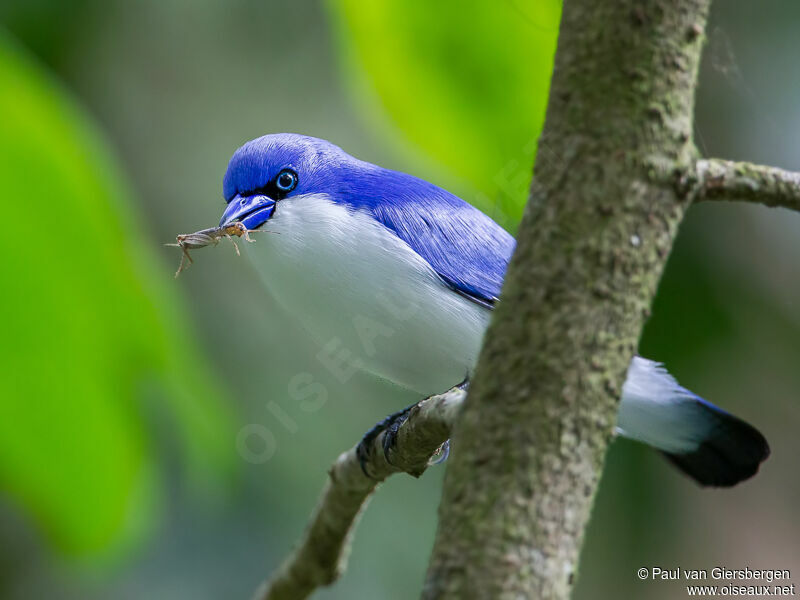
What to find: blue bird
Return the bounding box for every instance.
[218,133,769,487]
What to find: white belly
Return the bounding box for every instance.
[244,194,490,395]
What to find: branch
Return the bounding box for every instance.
[694,158,800,212]
[252,387,464,600]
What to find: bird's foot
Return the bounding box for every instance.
[356,403,415,478]
[356,380,468,477]
[428,439,450,466]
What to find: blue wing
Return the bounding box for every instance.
[339,167,516,308]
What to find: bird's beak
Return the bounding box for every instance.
[219,194,276,230]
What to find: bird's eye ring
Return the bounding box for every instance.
[275,169,298,193]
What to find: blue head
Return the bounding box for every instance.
[219,134,373,229]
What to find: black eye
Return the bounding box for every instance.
[275,169,298,193]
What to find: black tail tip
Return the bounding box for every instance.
[662,416,770,487]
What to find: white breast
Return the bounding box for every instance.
[244,194,490,395]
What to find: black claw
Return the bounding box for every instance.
[356,404,414,477]
[381,409,410,463]
[355,434,375,476]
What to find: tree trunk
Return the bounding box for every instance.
[422,1,711,598]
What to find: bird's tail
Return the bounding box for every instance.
[616,357,770,487]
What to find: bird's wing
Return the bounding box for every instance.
[365,181,516,309]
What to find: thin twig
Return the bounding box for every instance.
[253,387,465,600]
[693,158,800,212]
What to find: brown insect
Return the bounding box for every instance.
[166,222,259,277]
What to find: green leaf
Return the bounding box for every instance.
[328,0,561,225]
[0,32,235,558]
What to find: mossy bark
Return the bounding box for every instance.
[422,1,710,598]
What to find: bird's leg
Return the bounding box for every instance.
[357,376,470,477]
[356,403,416,477]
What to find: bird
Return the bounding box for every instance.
[218,133,769,487]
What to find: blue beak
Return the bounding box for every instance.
[219,194,276,229]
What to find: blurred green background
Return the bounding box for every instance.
[0,1,797,598]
